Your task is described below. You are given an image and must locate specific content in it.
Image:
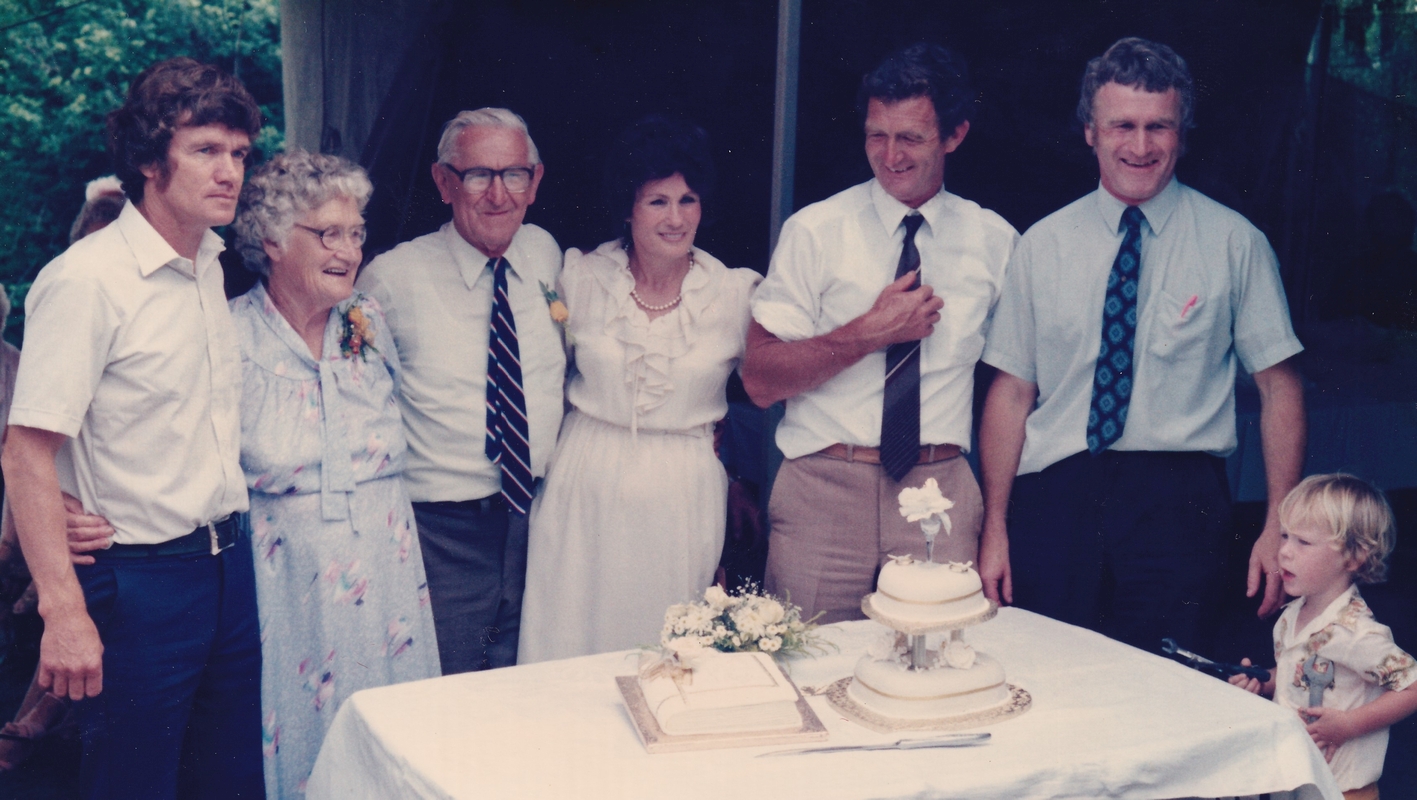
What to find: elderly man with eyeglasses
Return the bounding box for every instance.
[356,108,565,673]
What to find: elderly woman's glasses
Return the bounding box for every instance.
[443,164,535,194]
[293,224,367,251]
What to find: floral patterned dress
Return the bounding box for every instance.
[230,283,440,798]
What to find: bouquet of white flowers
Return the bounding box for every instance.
[657,584,826,667]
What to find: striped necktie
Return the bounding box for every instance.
[1086,205,1145,455]
[880,213,926,483]
[484,256,534,514]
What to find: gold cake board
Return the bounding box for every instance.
[616,676,829,754]
[823,677,1032,734]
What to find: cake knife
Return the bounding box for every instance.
[757,733,990,757]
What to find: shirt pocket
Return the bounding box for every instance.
[1146,289,1212,362]
[929,290,990,367]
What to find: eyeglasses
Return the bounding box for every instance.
[293,223,367,251]
[442,164,535,194]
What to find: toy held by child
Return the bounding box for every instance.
[1229,474,1416,798]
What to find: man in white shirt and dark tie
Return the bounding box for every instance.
[743,43,1017,623]
[357,108,565,673]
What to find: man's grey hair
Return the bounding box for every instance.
[436,108,541,166]
[234,149,373,276]
[1077,37,1195,135]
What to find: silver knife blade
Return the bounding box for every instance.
[757,733,990,757]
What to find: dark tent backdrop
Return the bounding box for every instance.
[277,0,1414,329]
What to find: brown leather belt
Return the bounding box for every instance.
[814,443,961,465]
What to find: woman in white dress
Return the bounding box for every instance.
[518,116,760,663]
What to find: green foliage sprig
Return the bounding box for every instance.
[0,0,284,344]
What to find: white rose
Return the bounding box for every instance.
[703,585,731,610]
[897,478,955,523]
[866,631,901,661]
[941,640,976,670]
[757,598,785,625]
[668,636,710,666]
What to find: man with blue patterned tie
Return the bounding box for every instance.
[978,38,1307,653]
[357,108,565,673]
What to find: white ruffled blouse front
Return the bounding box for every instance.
[559,240,760,435]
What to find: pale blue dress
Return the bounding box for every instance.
[230,283,440,798]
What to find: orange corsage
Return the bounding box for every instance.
[339,299,379,360]
[540,281,573,344]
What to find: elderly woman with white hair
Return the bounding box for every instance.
[231,149,440,797]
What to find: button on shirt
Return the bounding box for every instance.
[1273,585,1416,790]
[982,179,1303,476]
[8,201,247,544]
[356,222,565,503]
[752,180,1017,460]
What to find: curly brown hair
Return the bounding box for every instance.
[106,57,262,204]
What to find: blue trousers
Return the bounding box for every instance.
[412,498,528,674]
[74,527,264,799]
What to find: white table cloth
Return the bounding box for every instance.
[306,609,1342,799]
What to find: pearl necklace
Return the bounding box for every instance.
[630,288,682,311]
[629,255,694,312]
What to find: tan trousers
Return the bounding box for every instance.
[764,452,983,624]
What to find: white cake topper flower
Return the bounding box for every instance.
[899,478,954,562]
[898,478,954,532]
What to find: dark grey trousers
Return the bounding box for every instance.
[412,497,528,674]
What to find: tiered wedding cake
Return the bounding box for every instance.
[851,557,1010,719]
[827,479,1030,730]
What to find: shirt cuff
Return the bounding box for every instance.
[751,300,815,343]
[7,406,82,438]
[981,351,1036,384]
[1240,339,1304,376]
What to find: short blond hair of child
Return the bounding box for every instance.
[1279,473,1395,584]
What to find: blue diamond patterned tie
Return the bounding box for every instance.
[880,213,926,482]
[1087,205,1145,455]
[485,257,534,514]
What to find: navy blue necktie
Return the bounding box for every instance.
[1087,206,1145,455]
[484,257,534,514]
[880,213,926,482]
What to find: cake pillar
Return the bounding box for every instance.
[910,634,929,670]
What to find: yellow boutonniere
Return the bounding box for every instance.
[540,281,573,344]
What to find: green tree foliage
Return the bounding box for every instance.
[0,0,282,335]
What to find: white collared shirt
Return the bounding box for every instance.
[982,179,1304,475]
[752,180,1017,459]
[9,201,247,544]
[356,222,565,503]
[1273,585,1415,790]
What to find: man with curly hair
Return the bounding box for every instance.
[2,58,264,797]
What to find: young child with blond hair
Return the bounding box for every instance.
[1230,474,1416,799]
